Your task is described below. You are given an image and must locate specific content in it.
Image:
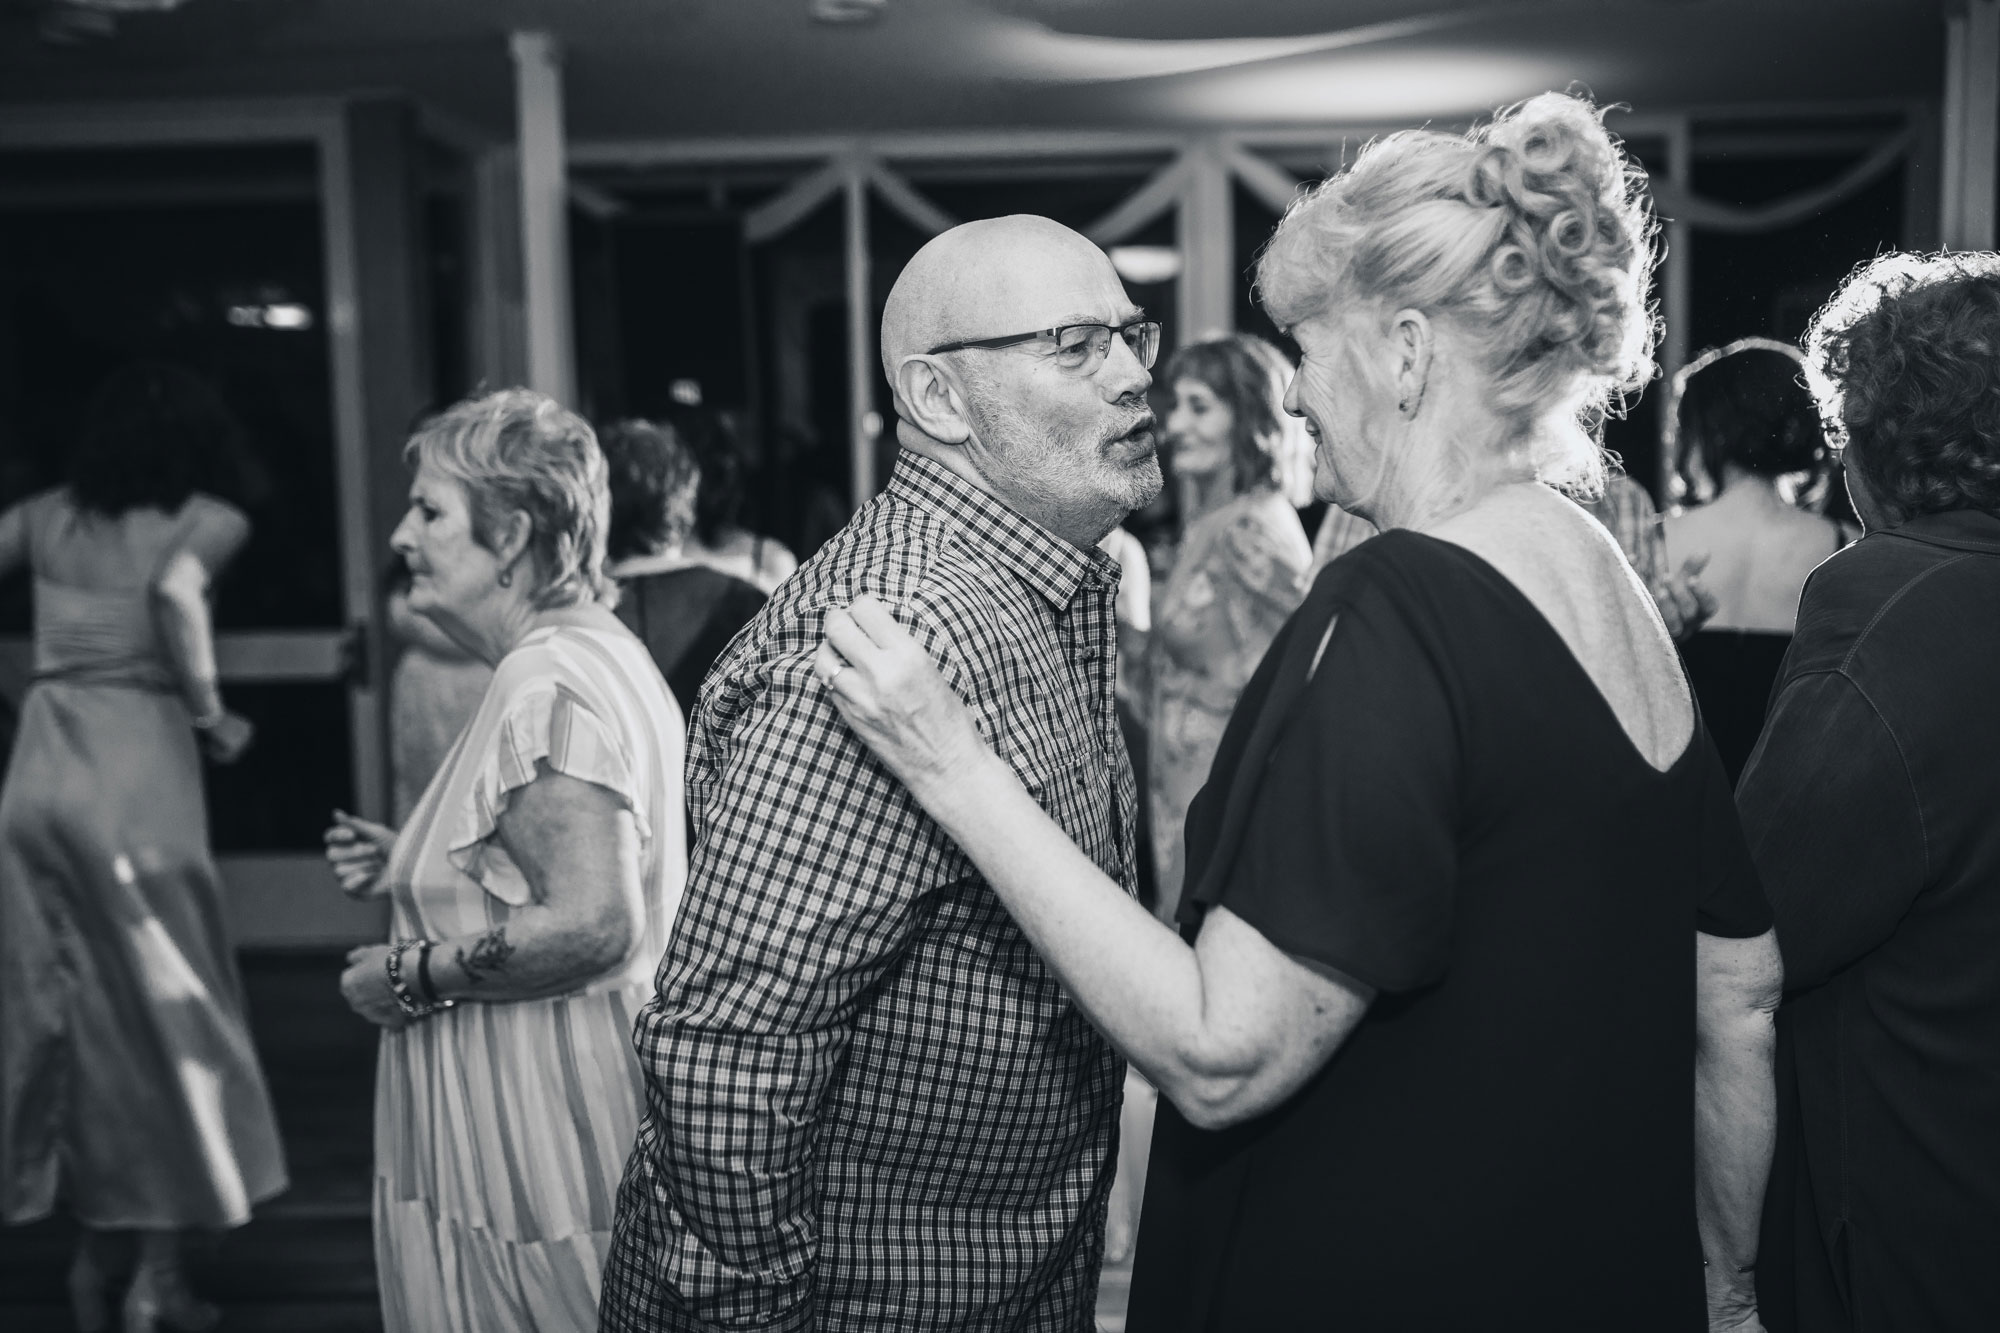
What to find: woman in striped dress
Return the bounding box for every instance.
[323,390,685,1333]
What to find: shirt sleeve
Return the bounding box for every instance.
[177,494,251,574]
[1735,668,1926,990]
[619,604,967,1331]
[1209,575,1461,994]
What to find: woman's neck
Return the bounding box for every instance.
[1715,466,1784,509]
[1178,468,1234,527]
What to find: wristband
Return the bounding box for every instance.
[385,939,455,1019]
[416,940,441,1005]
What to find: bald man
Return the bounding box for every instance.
[602,216,1162,1332]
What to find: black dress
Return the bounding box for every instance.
[1126,530,1772,1332]
[1680,629,1792,785]
[613,566,767,716]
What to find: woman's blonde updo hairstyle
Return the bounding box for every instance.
[1257,92,1658,494]
[405,388,614,609]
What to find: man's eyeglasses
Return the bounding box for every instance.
[927,320,1162,373]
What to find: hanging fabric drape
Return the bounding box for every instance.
[1649,130,1914,233]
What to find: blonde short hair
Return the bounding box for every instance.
[405,389,613,608]
[1256,93,1658,494]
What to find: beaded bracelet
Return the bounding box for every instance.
[385,939,455,1020]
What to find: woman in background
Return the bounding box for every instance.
[1742,252,2000,1332]
[1147,334,1311,924]
[667,407,798,595]
[323,390,685,1332]
[1665,338,1847,781]
[383,554,492,822]
[600,417,766,717]
[0,361,286,1333]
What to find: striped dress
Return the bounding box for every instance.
[374,624,685,1333]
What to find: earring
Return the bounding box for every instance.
[497,569,512,588]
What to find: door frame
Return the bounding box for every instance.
[0,99,392,943]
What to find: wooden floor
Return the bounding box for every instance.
[1,951,1140,1332]
[0,952,382,1332]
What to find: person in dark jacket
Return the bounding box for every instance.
[598,418,766,717]
[1741,250,2000,1332]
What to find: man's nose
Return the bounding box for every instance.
[1097,332,1152,400]
[1282,368,1305,418]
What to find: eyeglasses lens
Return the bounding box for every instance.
[1123,322,1160,369]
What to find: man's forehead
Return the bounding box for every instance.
[955,262,1137,334]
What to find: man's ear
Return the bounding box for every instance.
[894,354,974,446]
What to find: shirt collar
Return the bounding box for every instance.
[1879,507,2000,555]
[888,451,1116,609]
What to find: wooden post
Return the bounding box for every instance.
[510,30,576,404]
[323,98,433,823]
[844,160,877,507]
[1658,117,1693,498]
[1178,136,1235,342]
[1942,0,2000,251]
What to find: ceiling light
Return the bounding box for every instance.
[1109,245,1183,285]
[810,0,887,24]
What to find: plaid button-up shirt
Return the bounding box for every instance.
[602,452,1136,1333]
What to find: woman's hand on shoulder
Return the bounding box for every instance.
[818,594,995,810]
[339,944,410,1031]
[324,809,397,900]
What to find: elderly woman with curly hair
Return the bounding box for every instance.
[814,94,1782,1331]
[322,390,685,1332]
[1740,253,2000,1333]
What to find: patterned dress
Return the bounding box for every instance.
[1147,489,1310,921]
[0,490,287,1230]
[373,624,684,1333]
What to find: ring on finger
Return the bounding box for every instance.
[823,660,847,687]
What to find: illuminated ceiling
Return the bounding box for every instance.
[0,0,1944,140]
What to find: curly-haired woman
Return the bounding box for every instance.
[814,94,1782,1330]
[1739,252,2000,1333]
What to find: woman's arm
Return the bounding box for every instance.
[0,502,28,580]
[1694,927,1782,1332]
[338,764,645,1028]
[822,596,1369,1128]
[425,765,645,1002]
[151,550,227,721]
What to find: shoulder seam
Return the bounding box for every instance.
[1786,665,1930,883]
[1840,552,1972,675]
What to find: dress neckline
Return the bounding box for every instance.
[1397,530,1700,779]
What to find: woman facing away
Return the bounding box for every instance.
[1146,334,1312,925]
[1664,339,1849,782]
[0,361,286,1333]
[320,390,686,1333]
[816,94,1783,1332]
[599,417,766,718]
[665,407,798,596]
[1740,253,2000,1333]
